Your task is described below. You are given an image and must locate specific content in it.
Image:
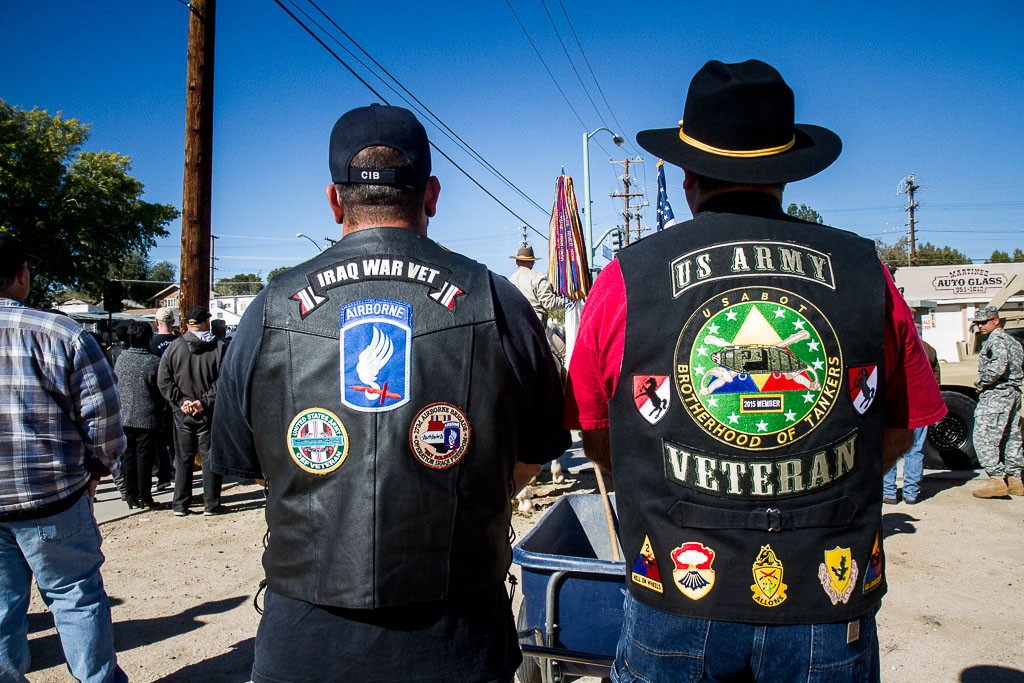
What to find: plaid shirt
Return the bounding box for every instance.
[0,298,125,516]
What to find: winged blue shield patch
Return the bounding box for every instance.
[340,299,411,412]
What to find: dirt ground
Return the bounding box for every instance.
[23,460,1024,683]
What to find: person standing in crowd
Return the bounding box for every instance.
[106,322,130,370]
[970,306,1024,498]
[114,321,166,510]
[150,307,178,356]
[158,305,227,517]
[212,104,568,683]
[149,307,178,493]
[565,60,945,682]
[0,234,129,683]
[210,318,231,346]
[883,340,941,505]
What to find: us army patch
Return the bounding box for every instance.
[751,544,788,607]
[862,533,883,594]
[670,542,716,600]
[674,287,842,451]
[291,255,464,318]
[409,403,471,469]
[670,240,835,298]
[287,408,349,475]
[340,299,411,413]
[847,365,878,415]
[818,546,858,605]
[633,375,670,424]
[631,535,664,593]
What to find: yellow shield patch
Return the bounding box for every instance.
[818,546,858,605]
[750,544,788,607]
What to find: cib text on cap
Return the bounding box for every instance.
[329,104,431,190]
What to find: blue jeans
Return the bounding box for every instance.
[0,493,127,683]
[883,426,927,501]
[611,592,880,683]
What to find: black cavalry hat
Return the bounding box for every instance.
[636,60,842,184]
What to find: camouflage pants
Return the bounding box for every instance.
[973,388,1023,477]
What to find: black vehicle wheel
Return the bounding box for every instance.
[516,603,542,683]
[922,391,980,469]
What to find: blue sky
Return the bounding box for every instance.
[3,1,1022,281]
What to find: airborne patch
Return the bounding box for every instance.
[848,365,878,415]
[633,375,670,424]
[287,408,349,475]
[670,542,716,600]
[818,546,858,605]
[340,299,411,413]
[631,535,664,593]
[409,403,471,469]
[751,544,788,607]
[862,533,883,594]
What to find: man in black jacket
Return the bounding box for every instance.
[157,305,227,516]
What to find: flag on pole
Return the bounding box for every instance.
[547,173,591,300]
[656,159,676,232]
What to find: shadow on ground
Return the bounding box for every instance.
[961,665,1024,682]
[152,638,255,683]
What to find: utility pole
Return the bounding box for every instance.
[899,174,920,266]
[180,0,216,319]
[609,158,645,245]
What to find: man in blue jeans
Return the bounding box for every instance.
[0,234,129,682]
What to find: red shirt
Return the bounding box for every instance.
[565,258,946,431]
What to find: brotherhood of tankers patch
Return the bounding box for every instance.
[818,546,858,605]
[409,403,471,469]
[631,535,664,593]
[674,287,842,451]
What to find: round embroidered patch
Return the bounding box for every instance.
[674,287,842,451]
[287,408,350,475]
[409,402,471,469]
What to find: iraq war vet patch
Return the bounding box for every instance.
[631,535,664,593]
[291,255,464,318]
[670,542,716,600]
[409,403,471,469]
[818,546,859,605]
[751,544,788,607]
[633,375,670,424]
[674,287,843,451]
[287,408,350,475]
[340,299,411,413]
[847,365,878,415]
[862,533,883,594]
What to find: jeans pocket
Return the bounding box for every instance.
[36,496,87,541]
[617,593,708,683]
[807,611,878,683]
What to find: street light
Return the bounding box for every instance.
[582,127,624,262]
[296,232,323,252]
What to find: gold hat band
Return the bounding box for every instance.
[677,122,796,159]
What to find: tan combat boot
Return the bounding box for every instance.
[1007,476,1024,497]
[973,477,1009,498]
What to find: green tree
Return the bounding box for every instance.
[989,249,1011,263]
[0,100,178,304]
[150,260,176,284]
[916,242,970,266]
[786,203,824,224]
[267,266,290,282]
[215,273,263,296]
[1014,248,1024,263]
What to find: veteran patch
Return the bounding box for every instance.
[409,403,471,469]
[633,375,670,424]
[862,534,883,594]
[848,365,878,415]
[340,299,411,413]
[818,546,858,605]
[675,287,842,451]
[670,542,716,600]
[751,544,788,607]
[287,408,349,475]
[631,535,664,593]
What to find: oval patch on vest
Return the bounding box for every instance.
[409,403,471,469]
[674,286,842,451]
[287,408,350,475]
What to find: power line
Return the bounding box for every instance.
[539,0,605,126]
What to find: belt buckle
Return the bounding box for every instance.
[766,508,782,532]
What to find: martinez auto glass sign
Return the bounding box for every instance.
[931,268,1006,295]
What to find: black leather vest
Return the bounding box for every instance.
[252,228,521,609]
[610,207,887,624]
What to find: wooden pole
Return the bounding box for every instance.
[180,0,215,320]
[593,467,620,561]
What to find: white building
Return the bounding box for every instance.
[894,263,1024,362]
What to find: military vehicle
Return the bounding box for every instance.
[924,272,1024,469]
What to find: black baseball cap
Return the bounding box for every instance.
[186,306,211,325]
[329,104,431,190]
[0,233,35,279]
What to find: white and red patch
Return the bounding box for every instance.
[847,365,878,415]
[633,375,670,425]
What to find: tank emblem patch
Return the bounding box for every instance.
[675,287,842,451]
[818,546,858,605]
[409,403,471,469]
[847,365,878,415]
[287,408,349,475]
[862,533,883,594]
[670,542,716,600]
[751,544,788,607]
[633,375,670,424]
[631,535,664,593]
[340,299,411,413]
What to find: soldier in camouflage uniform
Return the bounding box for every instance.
[971,306,1024,498]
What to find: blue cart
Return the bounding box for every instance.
[513,493,626,683]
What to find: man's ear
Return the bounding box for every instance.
[423,177,440,218]
[326,184,344,224]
